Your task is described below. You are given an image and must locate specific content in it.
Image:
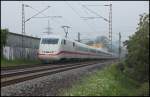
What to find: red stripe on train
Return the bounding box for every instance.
[38,51,97,56]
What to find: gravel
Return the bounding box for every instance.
[1,62,110,96]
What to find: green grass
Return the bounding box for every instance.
[1,58,41,67]
[61,64,149,96]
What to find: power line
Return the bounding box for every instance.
[24,6,50,23]
[32,16,62,18]
[24,4,48,17]
[65,1,97,33]
[82,5,109,22]
[84,5,110,6]
[24,4,63,35]
[78,1,102,33]
[65,2,81,17]
[77,2,98,33]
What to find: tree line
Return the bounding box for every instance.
[1,29,9,57]
[122,13,149,83]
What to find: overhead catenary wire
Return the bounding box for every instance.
[32,16,62,18]
[24,4,64,35]
[65,1,97,33]
[84,5,110,6]
[24,6,50,23]
[82,5,109,22]
[24,4,49,17]
[77,1,104,35]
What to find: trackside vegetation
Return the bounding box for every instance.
[123,13,149,82]
[1,29,8,57]
[61,64,149,96]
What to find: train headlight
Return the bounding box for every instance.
[42,51,55,53]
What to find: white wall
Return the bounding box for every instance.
[3,46,39,60]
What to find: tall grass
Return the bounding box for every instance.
[61,64,147,96]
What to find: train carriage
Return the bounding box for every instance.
[38,35,115,62]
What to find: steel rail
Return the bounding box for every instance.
[1,61,96,79]
[1,61,105,87]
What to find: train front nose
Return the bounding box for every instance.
[38,37,61,61]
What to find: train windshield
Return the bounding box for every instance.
[41,38,59,44]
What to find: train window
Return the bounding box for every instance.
[73,42,75,47]
[61,39,66,45]
[90,49,96,53]
[64,40,66,45]
[78,46,88,52]
[97,51,102,54]
[61,40,63,44]
[41,38,59,44]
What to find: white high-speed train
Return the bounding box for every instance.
[38,35,115,62]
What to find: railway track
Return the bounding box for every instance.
[1,60,110,87]
[1,59,108,71]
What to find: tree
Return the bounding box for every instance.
[95,36,109,48]
[86,40,94,45]
[94,36,110,51]
[123,13,149,82]
[1,29,8,57]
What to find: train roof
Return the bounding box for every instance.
[40,34,62,39]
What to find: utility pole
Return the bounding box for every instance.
[22,3,25,58]
[78,32,81,42]
[119,32,121,61]
[47,20,51,34]
[62,26,71,38]
[109,4,112,52]
[22,4,25,36]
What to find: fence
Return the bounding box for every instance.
[3,46,39,60]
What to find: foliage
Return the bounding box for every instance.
[86,40,94,45]
[95,36,109,48]
[1,29,8,57]
[123,13,149,82]
[135,82,149,96]
[1,29,8,46]
[61,64,141,96]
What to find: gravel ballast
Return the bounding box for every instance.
[1,62,112,96]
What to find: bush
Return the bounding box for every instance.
[1,29,8,57]
[116,62,125,72]
[123,13,149,82]
[135,82,149,96]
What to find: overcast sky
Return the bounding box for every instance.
[1,1,149,43]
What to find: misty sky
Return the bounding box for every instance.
[1,1,149,44]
